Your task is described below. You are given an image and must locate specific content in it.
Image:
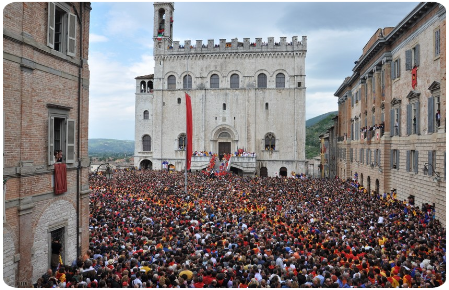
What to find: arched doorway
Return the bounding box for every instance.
[279,167,287,177]
[367,176,371,194]
[260,167,268,178]
[140,159,152,170]
[375,179,380,195]
[360,173,364,186]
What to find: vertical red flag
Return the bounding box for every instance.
[411,66,417,89]
[185,93,193,170]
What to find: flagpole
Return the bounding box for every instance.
[185,50,189,195]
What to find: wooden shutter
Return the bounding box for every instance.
[405,49,412,70]
[67,13,77,57]
[390,150,394,169]
[428,97,434,133]
[396,150,400,170]
[444,152,449,181]
[414,44,420,67]
[0,113,5,168]
[414,151,419,174]
[366,149,369,165]
[397,58,401,77]
[390,109,394,136]
[406,151,410,172]
[391,60,395,80]
[426,151,432,175]
[374,150,377,166]
[48,116,55,165]
[378,150,381,166]
[398,108,401,136]
[406,104,411,135]
[415,101,420,134]
[66,119,76,163]
[47,2,55,48]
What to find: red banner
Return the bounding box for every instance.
[185,93,193,170]
[411,66,417,89]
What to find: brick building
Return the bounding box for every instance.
[333,3,446,223]
[134,2,307,177]
[3,2,91,286]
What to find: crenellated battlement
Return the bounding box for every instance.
[154,36,307,55]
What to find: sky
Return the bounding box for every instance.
[88,1,419,140]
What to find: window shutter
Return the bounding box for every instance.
[428,97,434,133]
[406,104,411,135]
[390,109,394,136]
[397,58,401,77]
[426,151,432,175]
[390,150,393,169]
[374,150,377,166]
[47,2,55,49]
[48,116,55,165]
[398,108,401,135]
[444,152,449,181]
[414,44,420,67]
[366,149,369,165]
[416,101,420,134]
[372,115,375,127]
[0,113,5,168]
[406,151,410,172]
[414,151,419,174]
[66,119,76,163]
[391,60,395,80]
[396,150,400,170]
[67,13,77,57]
[378,150,381,166]
[405,49,412,70]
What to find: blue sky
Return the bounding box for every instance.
[88,1,419,140]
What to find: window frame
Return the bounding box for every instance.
[275,73,285,88]
[48,107,75,165]
[178,133,186,150]
[257,73,267,88]
[210,74,219,89]
[183,74,192,89]
[47,2,76,56]
[434,28,440,57]
[264,132,276,150]
[143,110,149,120]
[167,75,176,90]
[230,74,239,89]
[142,135,151,152]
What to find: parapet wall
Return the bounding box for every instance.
[155,36,307,55]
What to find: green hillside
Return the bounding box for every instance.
[305,112,338,159]
[89,138,134,156]
[306,111,338,127]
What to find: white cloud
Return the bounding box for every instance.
[306,91,338,120]
[89,33,108,43]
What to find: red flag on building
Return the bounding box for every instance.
[185,93,193,170]
[411,66,417,89]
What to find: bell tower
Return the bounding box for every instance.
[153,2,174,55]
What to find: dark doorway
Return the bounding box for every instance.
[140,160,152,170]
[230,167,243,176]
[360,173,364,186]
[219,142,231,160]
[375,179,379,195]
[367,176,371,194]
[279,167,287,177]
[260,167,268,177]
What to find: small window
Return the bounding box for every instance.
[167,75,176,89]
[297,82,302,87]
[177,98,181,104]
[276,73,285,88]
[143,110,149,119]
[265,103,269,110]
[140,81,146,93]
[47,3,77,56]
[183,75,192,89]
[435,28,440,57]
[142,135,151,151]
[48,109,75,165]
[265,133,276,150]
[223,103,226,110]
[178,133,186,150]
[230,74,239,88]
[147,81,153,92]
[258,73,267,88]
[392,58,401,79]
[210,74,219,88]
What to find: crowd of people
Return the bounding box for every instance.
[36,169,446,288]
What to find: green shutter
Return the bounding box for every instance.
[414,44,420,67]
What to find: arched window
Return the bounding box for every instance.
[230,74,239,88]
[210,74,219,88]
[140,81,146,92]
[143,110,149,119]
[178,133,186,150]
[258,73,267,88]
[183,75,192,89]
[265,133,276,150]
[147,81,153,92]
[142,135,151,151]
[167,75,176,89]
[177,98,181,104]
[276,73,285,88]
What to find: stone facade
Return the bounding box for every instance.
[3,2,91,286]
[134,2,307,177]
[333,3,446,224]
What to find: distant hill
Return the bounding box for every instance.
[305,111,338,159]
[89,138,134,156]
[306,111,338,128]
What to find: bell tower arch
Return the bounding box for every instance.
[153,2,174,53]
